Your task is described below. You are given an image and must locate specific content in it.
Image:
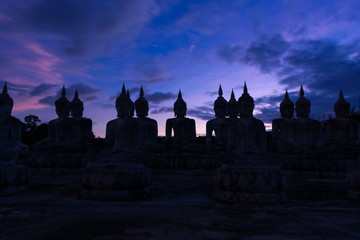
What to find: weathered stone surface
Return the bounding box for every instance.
[213,163,287,203]
[0,165,30,196]
[81,161,152,201]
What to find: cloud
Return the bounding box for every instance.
[38,83,101,106]
[30,83,57,96]
[136,60,174,84]
[217,44,242,64]
[0,0,160,57]
[150,107,173,115]
[147,92,176,104]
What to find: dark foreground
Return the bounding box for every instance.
[1,171,360,240]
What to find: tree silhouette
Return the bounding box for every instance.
[24,114,41,131]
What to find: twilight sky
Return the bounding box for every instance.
[1,0,360,137]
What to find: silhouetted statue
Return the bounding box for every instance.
[127,89,135,117]
[135,86,158,145]
[0,82,21,166]
[106,83,139,152]
[272,90,296,153]
[206,85,228,151]
[70,90,94,143]
[231,82,266,154]
[47,86,82,152]
[0,82,29,195]
[292,85,321,151]
[166,90,196,145]
[324,89,360,147]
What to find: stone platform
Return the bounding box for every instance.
[80,161,152,201]
[0,165,30,196]
[213,162,287,203]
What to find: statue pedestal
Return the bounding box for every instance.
[213,159,287,204]
[0,165,30,196]
[347,169,360,201]
[80,157,152,201]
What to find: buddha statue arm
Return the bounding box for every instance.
[206,120,213,144]
[256,121,267,153]
[105,121,114,146]
[7,118,21,148]
[152,121,158,142]
[190,119,196,142]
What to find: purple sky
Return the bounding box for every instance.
[1,0,360,137]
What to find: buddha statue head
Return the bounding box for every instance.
[55,86,71,118]
[70,89,84,118]
[174,90,187,118]
[135,86,149,118]
[0,82,14,120]
[238,82,254,118]
[214,85,227,117]
[295,85,311,119]
[227,89,238,119]
[280,89,294,119]
[334,89,350,118]
[127,89,135,117]
[116,83,132,118]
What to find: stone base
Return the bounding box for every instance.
[347,169,360,201]
[213,163,287,203]
[24,152,84,168]
[213,188,287,203]
[283,171,347,200]
[143,153,221,170]
[0,165,30,196]
[29,168,83,176]
[80,188,151,201]
[81,161,152,201]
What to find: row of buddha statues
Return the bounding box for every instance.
[1,80,360,168]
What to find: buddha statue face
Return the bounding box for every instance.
[116,100,131,118]
[55,101,70,118]
[71,104,84,118]
[280,91,294,119]
[135,104,149,118]
[174,105,186,118]
[239,100,254,118]
[214,103,226,117]
[295,102,310,119]
[227,104,238,118]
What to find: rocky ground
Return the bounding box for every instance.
[1,170,360,240]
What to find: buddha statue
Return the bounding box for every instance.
[135,86,158,146]
[272,90,296,153]
[324,89,360,147]
[70,90,94,144]
[206,85,228,151]
[231,82,266,154]
[105,83,139,153]
[0,82,21,166]
[165,90,196,145]
[47,86,82,151]
[292,85,321,152]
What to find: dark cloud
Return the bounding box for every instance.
[136,60,174,84]
[147,92,176,104]
[38,83,101,106]
[216,44,242,64]
[150,107,173,115]
[187,105,213,120]
[0,0,160,57]
[30,83,56,96]
[205,90,218,97]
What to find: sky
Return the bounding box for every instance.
[1,0,360,137]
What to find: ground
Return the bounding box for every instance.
[1,170,360,240]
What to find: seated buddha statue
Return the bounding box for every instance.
[45,86,82,153]
[105,83,139,153]
[135,86,158,147]
[0,82,22,167]
[70,90,94,144]
[324,89,360,148]
[292,85,321,152]
[272,90,296,153]
[206,85,228,152]
[230,82,267,155]
[165,90,196,145]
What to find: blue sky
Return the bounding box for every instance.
[1,0,360,137]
